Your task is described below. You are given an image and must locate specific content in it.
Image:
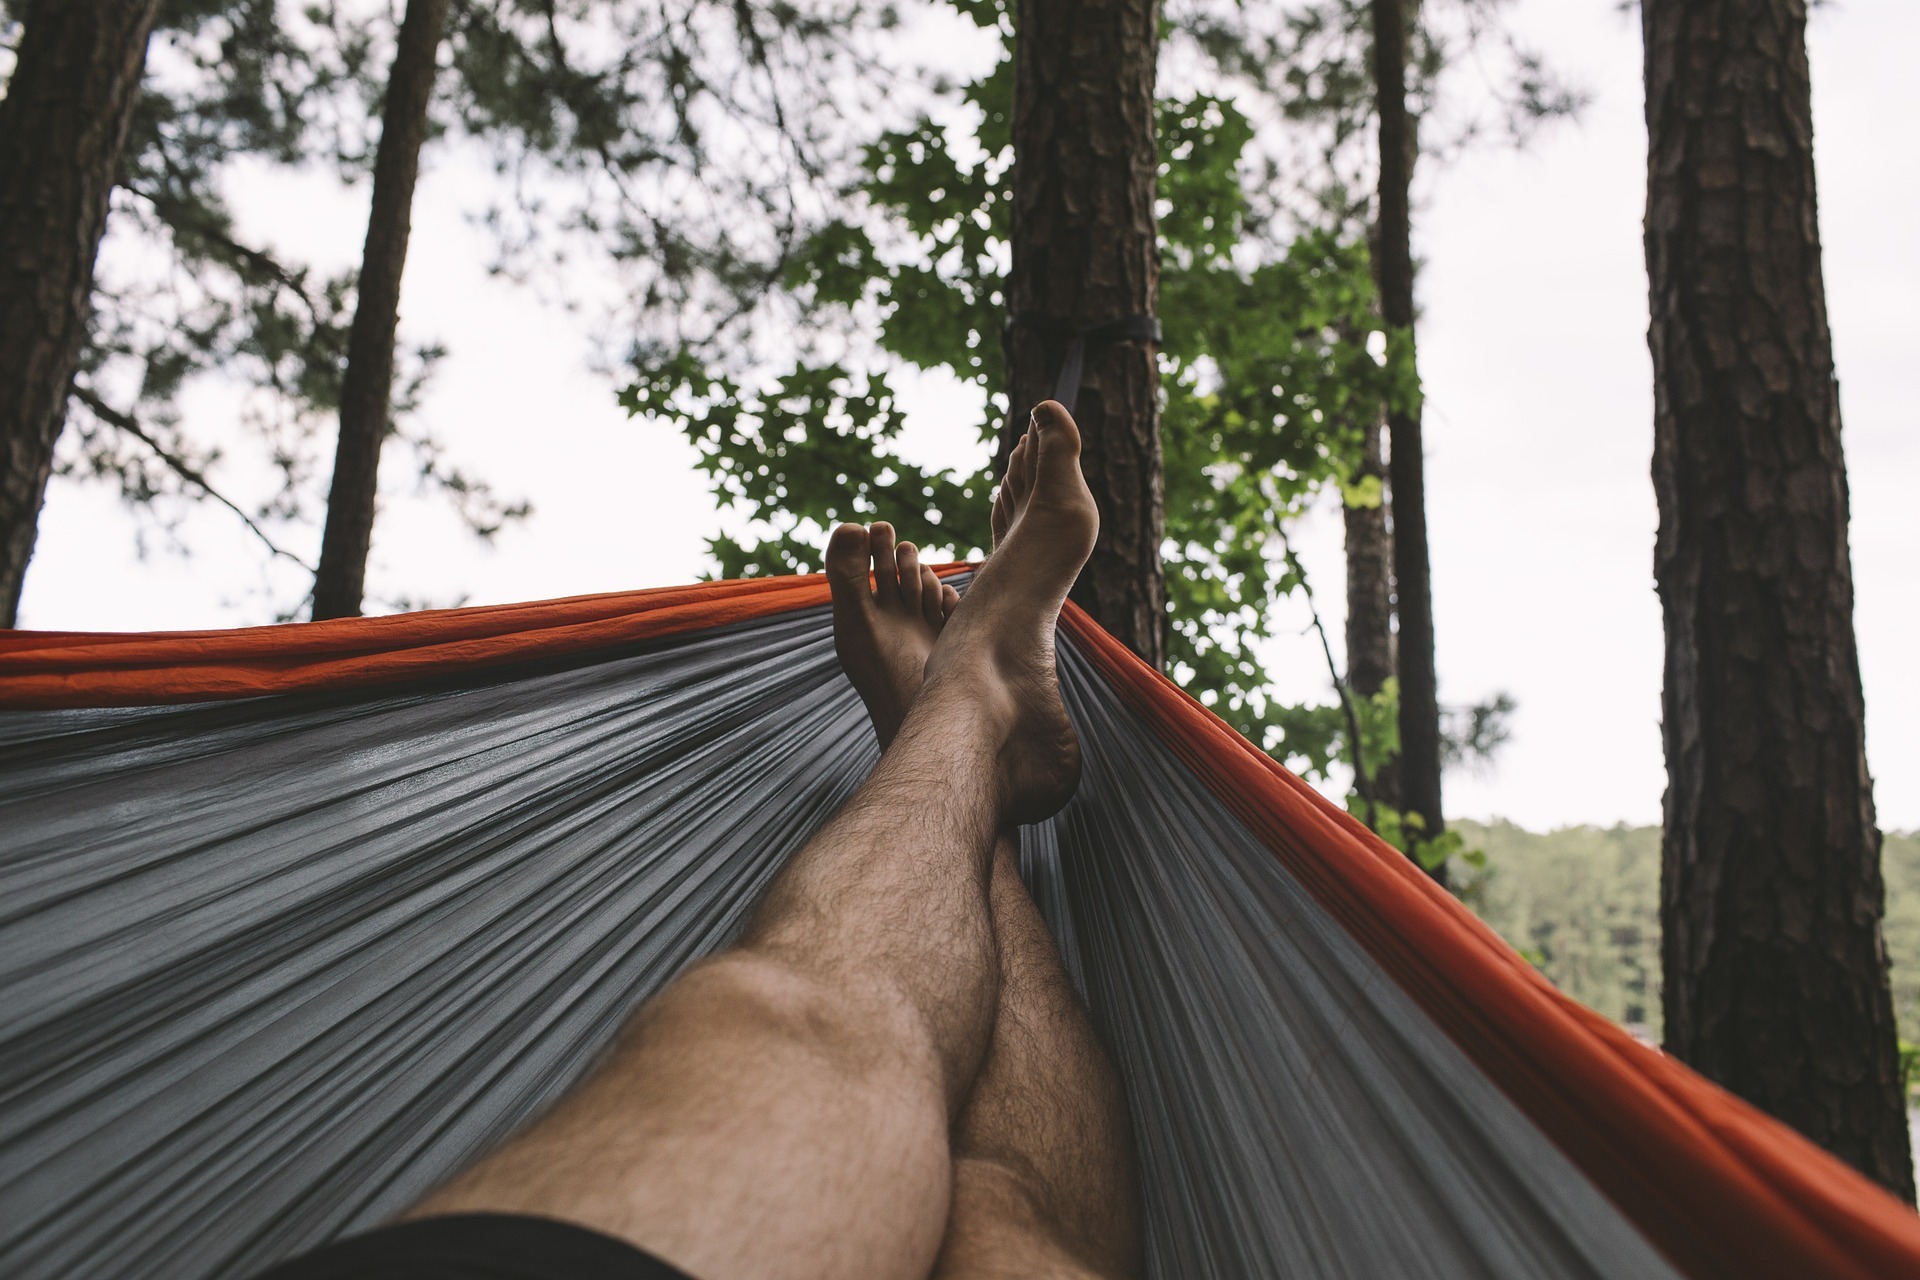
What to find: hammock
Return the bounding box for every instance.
[2,570,1916,1279]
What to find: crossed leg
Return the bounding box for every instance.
[932,422,1141,1279]
[830,511,1141,1276]
[406,403,1136,1280]
[930,834,1141,1279]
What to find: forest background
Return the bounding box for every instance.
[6,0,1919,1099]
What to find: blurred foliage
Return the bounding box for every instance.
[442,0,905,348]
[1178,0,1586,236]
[2,0,900,612]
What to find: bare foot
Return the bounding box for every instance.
[826,521,962,747]
[924,400,1100,824]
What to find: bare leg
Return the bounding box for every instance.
[836,439,1142,1279]
[931,836,1142,1280]
[406,403,1100,1280]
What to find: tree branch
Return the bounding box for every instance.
[1274,525,1377,828]
[70,383,318,574]
[121,180,332,328]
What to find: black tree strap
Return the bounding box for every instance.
[1009,313,1163,414]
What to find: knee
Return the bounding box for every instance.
[652,950,942,1083]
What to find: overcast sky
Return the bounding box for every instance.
[17,0,1918,833]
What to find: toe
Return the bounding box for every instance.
[920,566,944,626]
[825,523,872,606]
[868,522,899,601]
[1006,432,1032,505]
[991,486,1011,544]
[896,541,923,612]
[1029,401,1086,498]
[940,583,960,618]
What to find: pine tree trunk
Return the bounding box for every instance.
[1344,405,1397,812]
[0,0,163,626]
[1370,0,1444,883]
[312,0,450,619]
[1644,0,1912,1198]
[1006,0,1165,668]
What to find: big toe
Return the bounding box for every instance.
[1030,401,1083,474]
[1029,402,1097,527]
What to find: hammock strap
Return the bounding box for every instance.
[1009,313,1163,414]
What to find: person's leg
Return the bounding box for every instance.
[833,435,1142,1279]
[930,836,1142,1280]
[405,402,1099,1280]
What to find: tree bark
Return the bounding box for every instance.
[312,0,451,619]
[1006,0,1164,668]
[1370,0,1444,883]
[0,0,164,626]
[1644,0,1912,1198]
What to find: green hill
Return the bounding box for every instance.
[1456,821,1920,1046]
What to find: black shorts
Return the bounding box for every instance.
[252,1213,696,1280]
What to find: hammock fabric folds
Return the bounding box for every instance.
[2,571,1916,1279]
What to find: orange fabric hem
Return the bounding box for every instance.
[1057,602,1920,1280]
[0,568,964,709]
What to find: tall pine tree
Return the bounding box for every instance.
[312,0,451,619]
[1006,0,1165,666]
[1643,0,1912,1197]
[1369,0,1445,882]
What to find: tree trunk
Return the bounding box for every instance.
[1344,404,1397,813]
[312,0,451,619]
[1370,0,1444,884]
[1006,0,1164,668]
[1644,0,1912,1198]
[0,0,164,626]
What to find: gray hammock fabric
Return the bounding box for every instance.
[0,600,1680,1279]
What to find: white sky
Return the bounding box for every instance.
[17,0,1918,832]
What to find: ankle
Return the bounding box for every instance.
[913,661,1020,744]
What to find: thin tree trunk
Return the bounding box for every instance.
[1644,0,1912,1198]
[312,0,451,619]
[1343,404,1397,813]
[0,0,164,626]
[1370,0,1444,883]
[1006,0,1165,668]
